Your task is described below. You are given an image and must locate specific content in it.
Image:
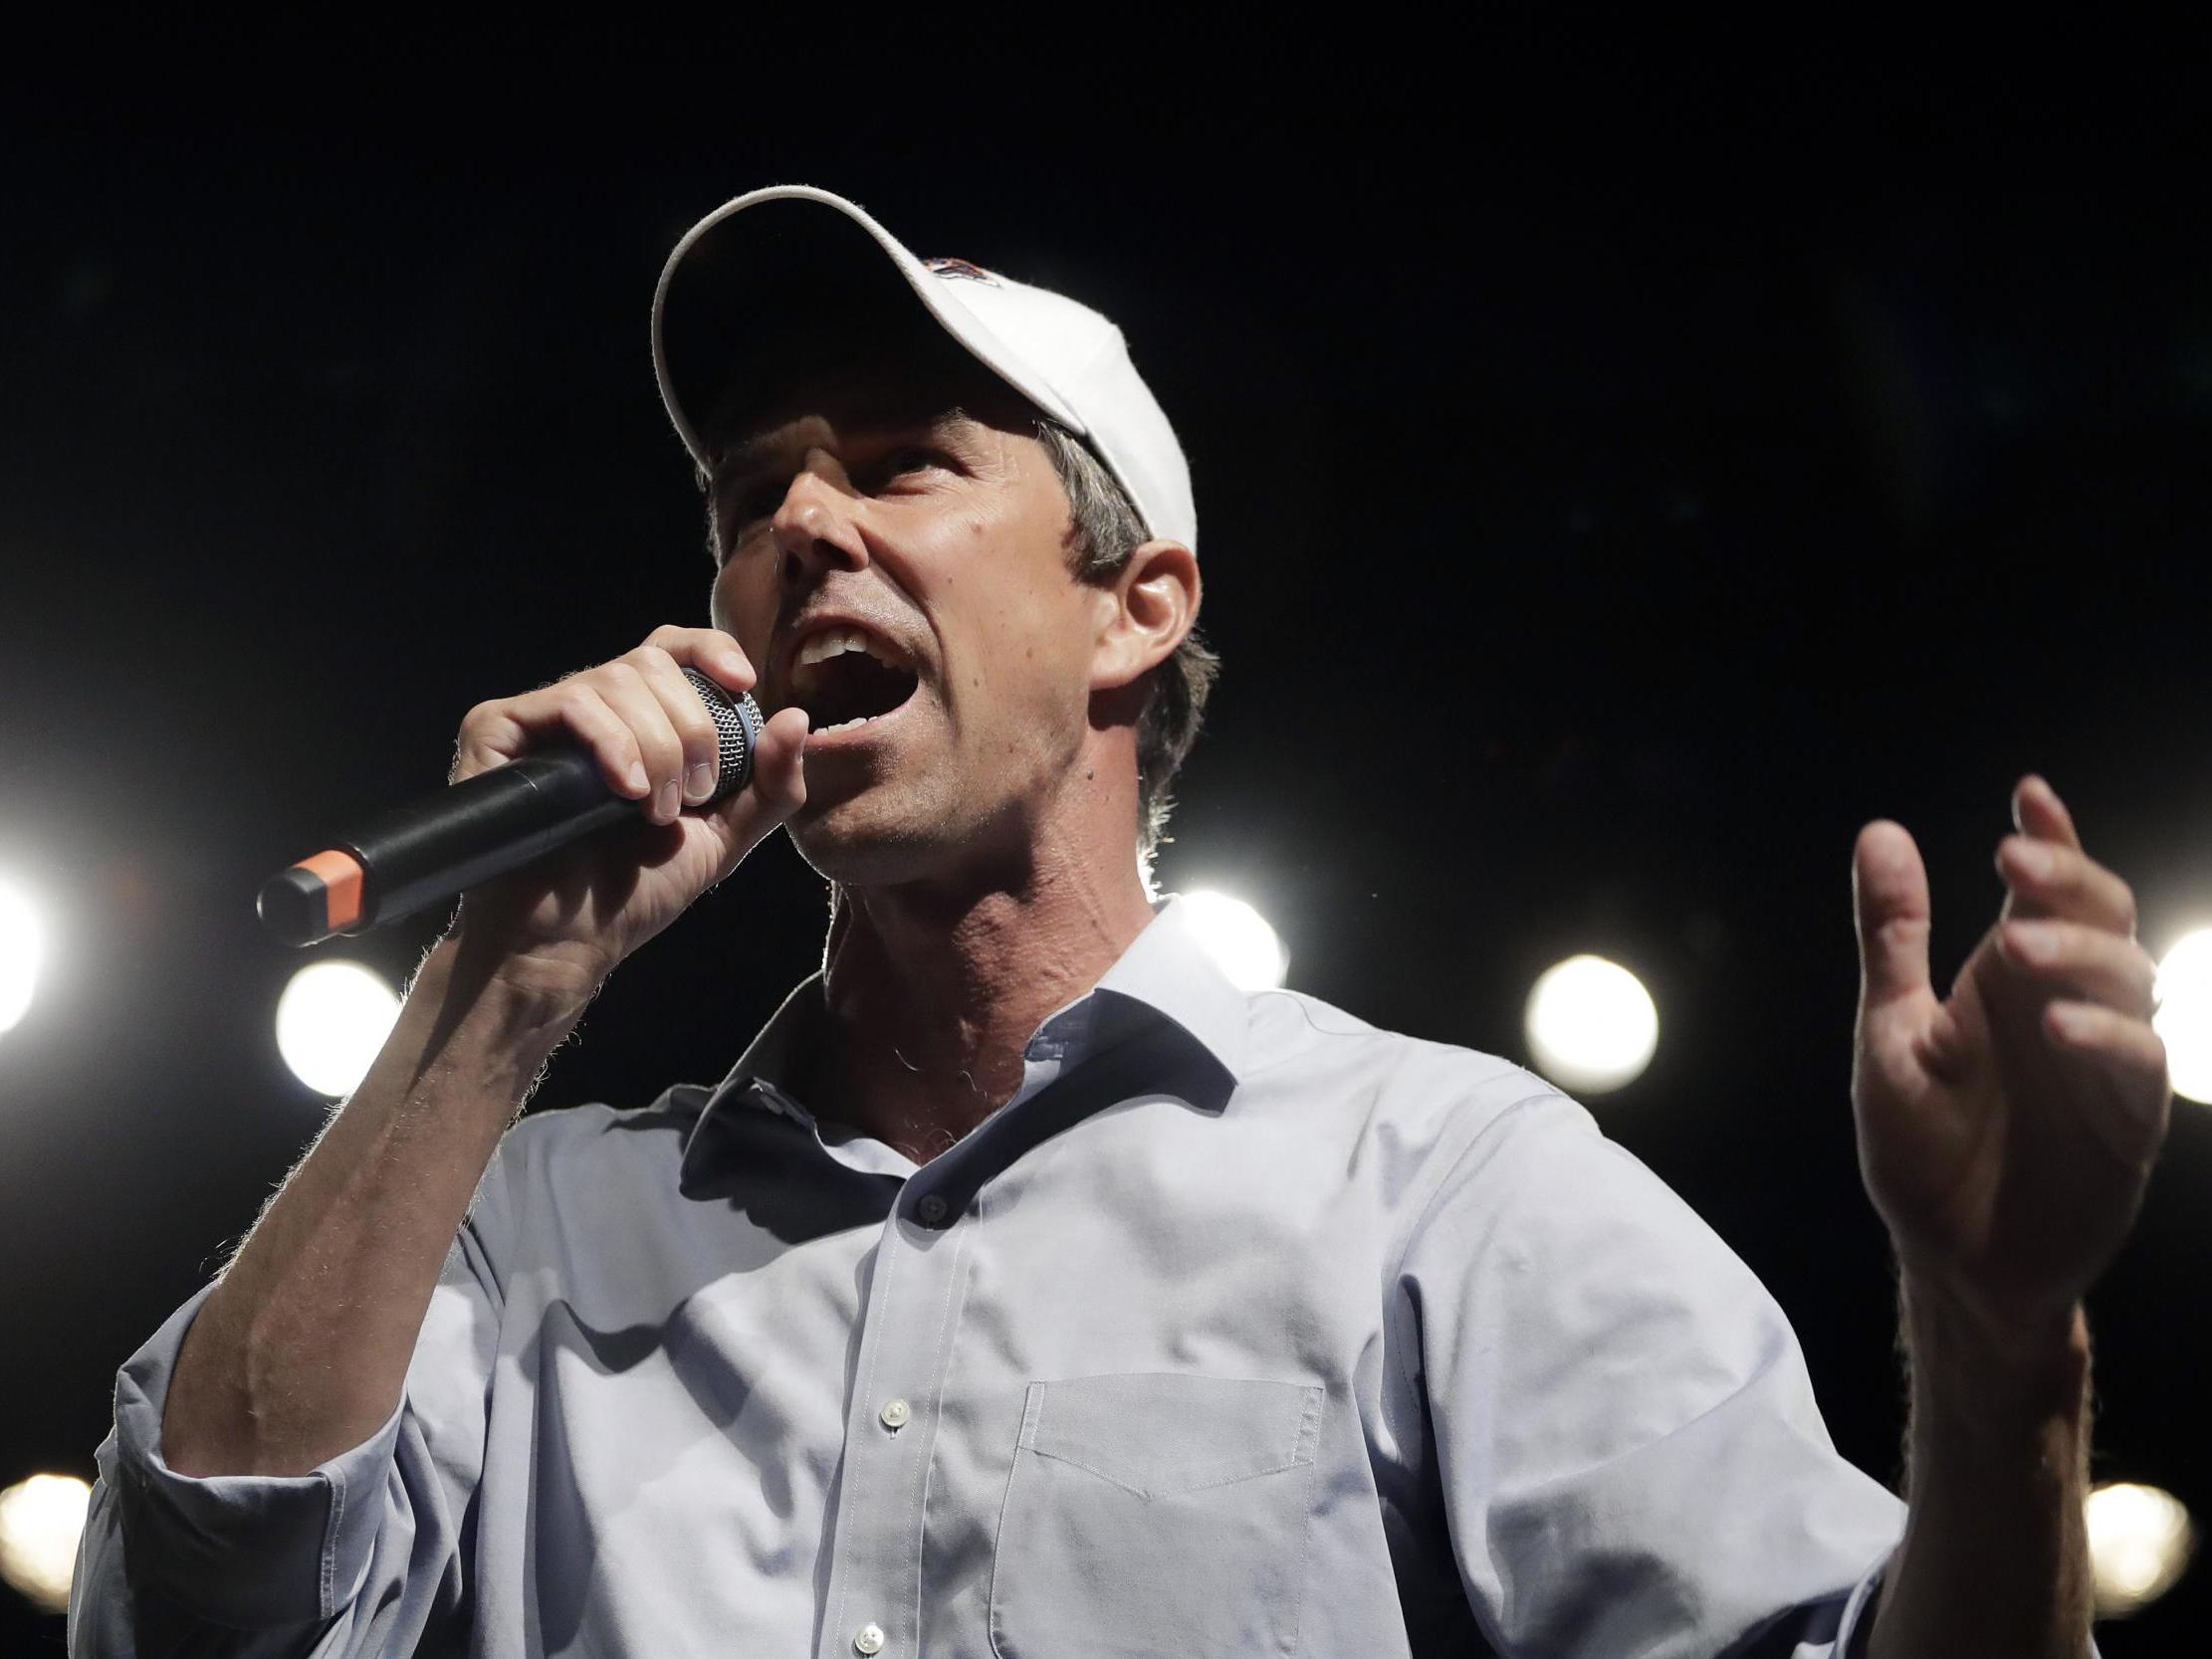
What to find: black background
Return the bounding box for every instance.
[5,39,2210,1651]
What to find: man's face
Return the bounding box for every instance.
[707,359,1107,888]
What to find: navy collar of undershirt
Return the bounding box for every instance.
[680,894,1250,1179]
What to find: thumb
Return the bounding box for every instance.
[700,706,810,878]
[743,706,812,822]
[1853,819,1933,1010]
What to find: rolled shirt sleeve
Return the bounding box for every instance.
[1401,1094,1907,1657]
[71,1211,504,1657]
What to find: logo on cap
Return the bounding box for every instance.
[924,257,1000,287]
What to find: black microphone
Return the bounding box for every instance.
[257,668,766,946]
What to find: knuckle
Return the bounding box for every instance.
[2131,943,2158,992]
[2096,932,2136,978]
[676,703,717,746]
[638,716,680,765]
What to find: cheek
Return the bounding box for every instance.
[969,599,1095,730]
[915,483,1090,721]
[709,564,773,660]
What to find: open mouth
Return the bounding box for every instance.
[784,625,921,735]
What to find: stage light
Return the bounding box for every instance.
[1181,890,1288,990]
[1523,954,1658,1094]
[276,960,400,1098]
[2152,929,2212,1106]
[0,1473,91,1615]
[2086,1481,2195,1616]
[0,877,44,1035]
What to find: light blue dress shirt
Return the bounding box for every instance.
[74,895,1909,1657]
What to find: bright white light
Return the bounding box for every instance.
[0,1472,91,1615]
[1180,891,1289,991]
[2086,1481,2195,1616]
[1523,953,1659,1094]
[0,878,45,1035]
[2153,929,2212,1106]
[276,960,400,1098]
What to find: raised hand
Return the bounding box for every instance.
[447,625,811,994]
[1850,776,2170,1340]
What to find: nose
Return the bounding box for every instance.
[771,451,870,591]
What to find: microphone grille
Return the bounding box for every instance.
[682,667,765,803]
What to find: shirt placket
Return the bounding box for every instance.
[807,1000,1105,1658]
[815,1174,976,1659]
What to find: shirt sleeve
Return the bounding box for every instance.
[69,1211,504,1658]
[1398,1092,1907,1658]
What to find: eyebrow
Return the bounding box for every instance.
[715,405,977,494]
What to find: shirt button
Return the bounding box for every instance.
[853,1624,885,1655]
[879,1397,912,1431]
[915,1193,950,1225]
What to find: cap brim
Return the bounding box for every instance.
[653,184,1084,468]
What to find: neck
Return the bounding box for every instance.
[806,829,1157,1164]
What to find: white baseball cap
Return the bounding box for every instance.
[652,184,1197,551]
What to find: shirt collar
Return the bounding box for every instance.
[683,893,1250,1166]
[1085,893,1251,1080]
[717,974,828,1103]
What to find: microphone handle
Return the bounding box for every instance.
[254,753,637,946]
[258,669,762,945]
[357,751,638,928]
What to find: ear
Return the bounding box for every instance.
[1089,539,1200,694]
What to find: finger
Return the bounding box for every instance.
[1997,836,2138,934]
[1999,920,2158,1015]
[590,663,686,824]
[453,684,651,799]
[2042,1000,2173,1141]
[697,705,810,882]
[2045,1000,2170,1083]
[643,623,756,696]
[2012,773,2083,852]
[1854,819,1933,1009]
[625,644,725,805]
[452,698,528,786]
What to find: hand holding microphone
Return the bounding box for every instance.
[260,627,810,991]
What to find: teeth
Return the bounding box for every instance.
[794,626,903,671]
[814,715,875,734]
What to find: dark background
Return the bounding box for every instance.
[5,45,2209,1651]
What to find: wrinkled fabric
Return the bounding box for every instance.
[75,895,1912,1658]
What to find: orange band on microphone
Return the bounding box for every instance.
[299,849,365,932]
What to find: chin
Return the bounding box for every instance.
[783,797,950,890]
[785,783,1029,894]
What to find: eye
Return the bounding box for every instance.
[737,480,787,522]
[875,446,944,485]
[720,478,787,542]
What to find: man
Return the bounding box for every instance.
[72,185,2167,1657]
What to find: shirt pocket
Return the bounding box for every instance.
[988,1372,1324,1659]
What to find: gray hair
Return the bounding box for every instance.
[1031,421,1218,866]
